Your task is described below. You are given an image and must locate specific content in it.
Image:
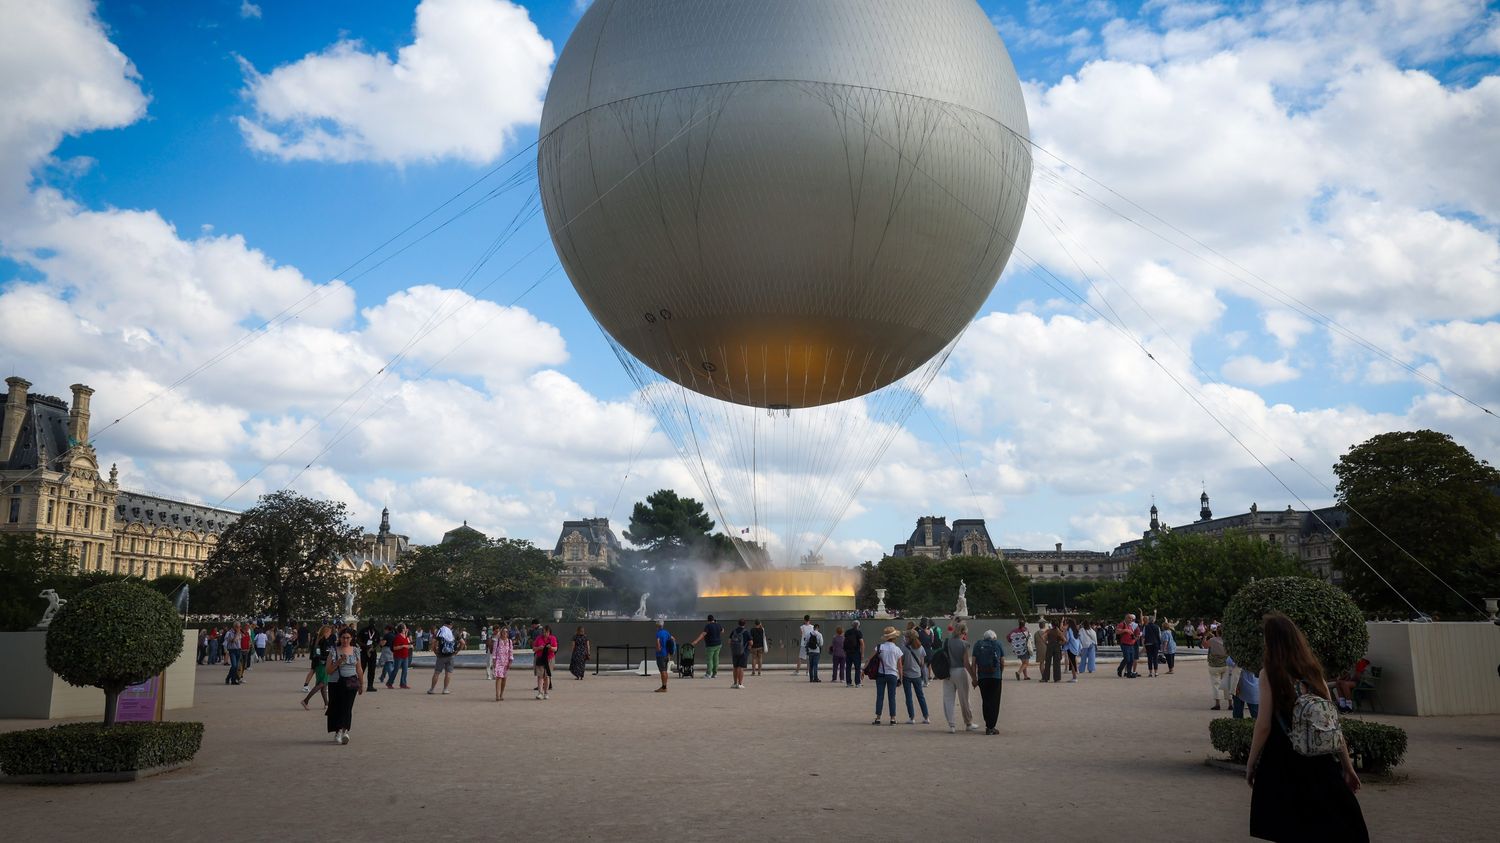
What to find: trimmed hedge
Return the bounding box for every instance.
[1208,717,1408,774]
[47,581,183,725]
[0,721,203,776]
[1223,577,1367,675]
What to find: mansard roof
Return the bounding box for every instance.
[116,489,239,534]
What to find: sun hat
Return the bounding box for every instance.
[882,626,901,641]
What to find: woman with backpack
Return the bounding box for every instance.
[898,630,930,724]
[1246,612,1367,842]
[870,627,903,725]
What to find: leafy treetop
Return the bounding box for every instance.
[1332,429,1500,617]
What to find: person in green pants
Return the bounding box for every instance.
[689,615,726,679]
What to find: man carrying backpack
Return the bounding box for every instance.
[729,619,751,689]
[805,623,824,682]
[972,629,1006,734]
[428,619,458,696]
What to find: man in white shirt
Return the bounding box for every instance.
[427,620,457,695]
[795,615,814,676]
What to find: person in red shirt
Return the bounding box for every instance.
[390,623,413,689]
[533,625,558,700]
[1116,613,1140,678]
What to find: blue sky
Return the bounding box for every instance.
[2,0,1497,562]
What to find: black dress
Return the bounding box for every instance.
[1250,715,1369,842]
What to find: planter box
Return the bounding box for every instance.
[1363,622,1500,716]
[0,631,196,719]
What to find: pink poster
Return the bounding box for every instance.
[116,674,163,722]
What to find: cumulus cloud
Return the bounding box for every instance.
[239,1,261,20]
[1221,354,1300,386]
[0,0,147,205]
[236,0,554,164]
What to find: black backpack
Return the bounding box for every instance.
[974,639,1001,673]
[930,642,952,679]
[806,631,820,653]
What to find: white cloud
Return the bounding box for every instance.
[239,1,261,20]
[0,0,147,205]
[1221,354,1300,386]
[237,0,554,164]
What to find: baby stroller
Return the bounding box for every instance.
[678,643,696,678]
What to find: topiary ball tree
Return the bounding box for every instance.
[1223,576,1367,676]
[46,581,183,726]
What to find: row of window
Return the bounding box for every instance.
[113,535,213,560]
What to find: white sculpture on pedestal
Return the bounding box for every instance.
[343,582,357,621]
[37,589,66,628]
[954,580,969,619]
[874,588,890,618]
[633,592,651,620]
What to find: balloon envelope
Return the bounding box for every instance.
[539,0,1031,408]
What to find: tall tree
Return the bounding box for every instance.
[197,490,361,625]
[1081,530,1311,620]
[381,532,561,625]
[624,489,716,565]
[1332,429,1500,617]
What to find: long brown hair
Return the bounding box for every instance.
[1261,612,1329,716]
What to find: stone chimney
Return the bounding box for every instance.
[67,383,94,445]
[1055,542,1062,553]
[2,377,31,463]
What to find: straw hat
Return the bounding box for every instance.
[882,626,901,641]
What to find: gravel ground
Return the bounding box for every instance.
[2,656,1496,841]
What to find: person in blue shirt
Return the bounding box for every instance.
[1230,655,1260,718]
[654,620,674,693]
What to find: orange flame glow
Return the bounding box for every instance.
[698,568,859,598]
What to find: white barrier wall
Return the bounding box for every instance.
[0,630,196,720]
[1363,622,1500,716]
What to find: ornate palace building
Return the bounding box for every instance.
[549,517,621,587]
[3,375,407,581]
[1,378,117,570]
[112,489,237,578]
[890,489,1346,586]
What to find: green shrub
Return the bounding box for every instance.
[1207,717,1408,773]
[1209,717,1255,763]
[1223,577,1367,675]
[1341,719,1409,773]
[0,721,203,776]
[46,581,183,725]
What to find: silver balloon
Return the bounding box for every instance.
[539,0,1031,409]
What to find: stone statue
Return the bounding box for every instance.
[343,582,357,619]
[633,592,651,620]
[37,588,66,628]
[954,580,969,619]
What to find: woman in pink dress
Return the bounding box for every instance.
[492,629,514,701]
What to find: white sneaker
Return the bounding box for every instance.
[1067,678,1077,683]
[302,684,310,693]
[535,692,543,699]
[905,718,915,724]
[340,731,350,745]
[333,732,342,744]
[948,726,957,734]
[441,689,451,695]
[542,693,549,700]
[966,724,981,732]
